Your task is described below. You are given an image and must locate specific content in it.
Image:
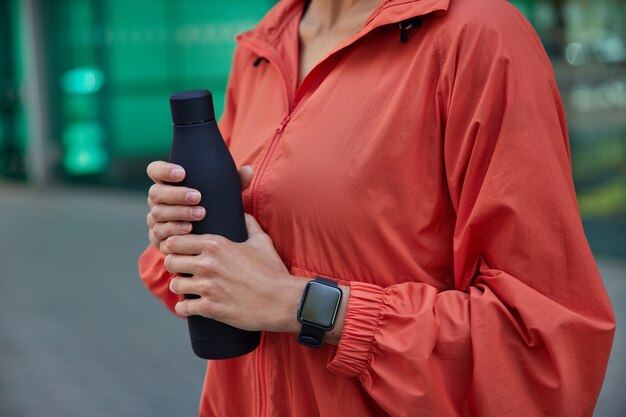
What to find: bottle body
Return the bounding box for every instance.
[169,119,260,360]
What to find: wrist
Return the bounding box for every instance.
[295,277,351,347]
[323,284,350,345]
[274,276,350,346]
[276,276,308,334]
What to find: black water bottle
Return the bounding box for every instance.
[168,89,261,359]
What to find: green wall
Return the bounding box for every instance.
[41,0,274,178]
[0,0,27,178]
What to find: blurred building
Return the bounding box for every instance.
[1,0,625,257]
[0,0,274,184]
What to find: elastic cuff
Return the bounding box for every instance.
[327,281,385,378]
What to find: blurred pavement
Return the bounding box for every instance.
[0,182,624,416]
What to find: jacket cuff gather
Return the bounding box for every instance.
[138,245,168,286]
[327,281,385,378]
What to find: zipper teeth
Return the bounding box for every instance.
[251,83,314,218]
[252,111,289,218]
[239,43,288,417]
[240,42,291,219]
[250,120,288,220]
[239,41,326,417]
[257,334,266,417]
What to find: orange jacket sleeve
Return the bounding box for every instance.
[327,11,615,417]
[138,245,179,315]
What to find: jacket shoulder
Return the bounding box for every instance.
[432,0,550,68]
[442,0,531,32]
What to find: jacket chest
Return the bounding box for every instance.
[226,42,455,286]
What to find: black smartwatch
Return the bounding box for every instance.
[297,277,343,348]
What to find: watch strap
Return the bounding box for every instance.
[315,277,338,287]
[297,323,325,348]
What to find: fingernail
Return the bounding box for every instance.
[191,207,205,219]
[180,223,192,232]
[186,191,201,203]
[171,168,184,180]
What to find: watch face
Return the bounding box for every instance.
[299,282,342,329]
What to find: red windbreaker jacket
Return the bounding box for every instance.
[139,0,616,415]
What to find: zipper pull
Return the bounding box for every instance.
[253,56,269,67]
[398,17,422,43]
[276,115,290,134]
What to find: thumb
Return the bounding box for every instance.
[244,213,265,237]
[238,165,254,191]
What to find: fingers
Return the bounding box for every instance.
[170,281,219,319]
[148,183,201,205]
[174,299,194,317]
[147,161,185,184]
[164,253,196,275]
[152,222,193,248]
[238,165,254,191]
[174,298,212,318]
[146,184,203,251]
[150,204,205,223]
[162,234,228,256]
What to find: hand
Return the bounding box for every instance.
[163,214,308,333]
[146,161,254,253]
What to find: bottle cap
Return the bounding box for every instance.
[169,89,216,125]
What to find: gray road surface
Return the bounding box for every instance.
[0,182,623,416]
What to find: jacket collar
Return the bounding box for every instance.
[236,0,450,108]
[238,0,450,51]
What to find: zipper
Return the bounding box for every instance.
[233,7,443,416]
[237,6,435,412]
[238,38,347,417]
[240,42,328,417]
[238,42,290,417]
[256,333,266,417]
[239,41,291,221]
[238,0,435,219]
[241,40,345,220]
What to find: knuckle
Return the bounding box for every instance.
[206,235,227,250]
[148,183,159,201]
[198,257,215,273]
[162,225,175,241]
[160,238,171,253]
[202,237,218,252]
[199,298,216,318]
[152,223,162,238]
[196,279,212,295]
[163,254,172,271]
[169,277,177,293]
[151,204,162,220]
[162,235,177,252]
[170,278,182,294]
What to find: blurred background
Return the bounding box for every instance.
[0,0,624,416]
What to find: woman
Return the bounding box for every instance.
[139,0,615,415]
